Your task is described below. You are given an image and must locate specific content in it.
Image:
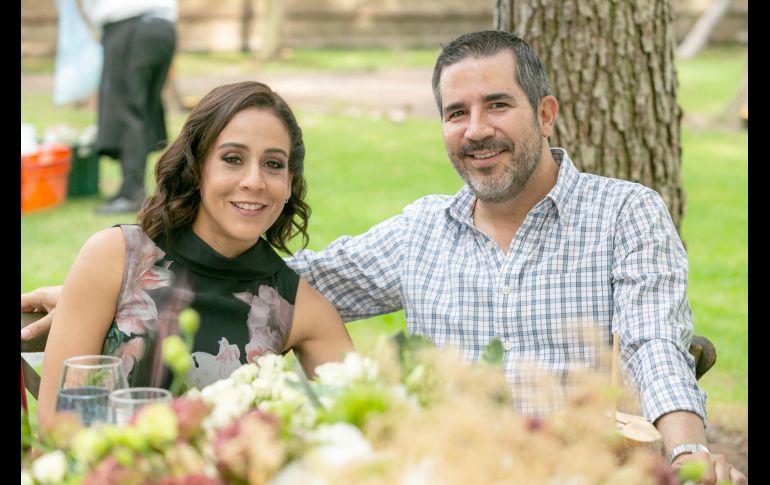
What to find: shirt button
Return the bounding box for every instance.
[502,341,513,351]
[499,285,511,295]
[486,240,495,250]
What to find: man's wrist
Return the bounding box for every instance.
[667,443,710,465]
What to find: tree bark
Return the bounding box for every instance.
[496,0,685,230]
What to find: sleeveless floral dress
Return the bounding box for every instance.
[102,225,298,389]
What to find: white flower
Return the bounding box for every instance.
[276,374,307,403]
[401,458,442,485]
[230,363,259,384]
[256,354,289,377]
[203,400,243,434]
[200,377,235,402]
[251,375,275,399]
[268,461,329,485]
[20,470,34,485]
[185,387,202,399]
[314,353,379,389]
[31,450,67,484]
[306,423,373,468]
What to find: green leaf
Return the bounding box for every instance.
[482,339,504,366]
[319,384,390,428]
[390,331,434,377]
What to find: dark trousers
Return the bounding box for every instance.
[97,16,176,200]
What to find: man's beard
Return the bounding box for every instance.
[450,132,543,203]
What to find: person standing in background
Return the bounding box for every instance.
[80,0,177,214]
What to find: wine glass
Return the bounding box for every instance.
[108,387,173,426]
[56,355,127,426]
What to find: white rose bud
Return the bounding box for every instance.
[31,450,68,484]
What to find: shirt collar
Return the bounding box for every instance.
[447,147,580,226]
[543,147,579,225]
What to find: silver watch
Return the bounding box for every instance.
[667,443,710,465]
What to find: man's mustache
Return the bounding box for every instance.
[458,139,514,158]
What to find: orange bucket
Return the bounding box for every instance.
[21,144,72,214]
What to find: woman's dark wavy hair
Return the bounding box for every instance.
[138,81,310,254]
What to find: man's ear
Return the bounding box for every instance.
[538,95,559,137]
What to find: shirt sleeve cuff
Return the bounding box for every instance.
[639,373,708,425]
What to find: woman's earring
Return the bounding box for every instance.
[284,196,289,204]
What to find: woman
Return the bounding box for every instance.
[37,81,353,429]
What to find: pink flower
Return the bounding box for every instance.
[213,410,284,484]
[83,456,141,485]
[157,474,223,485]
[170,398,212,441]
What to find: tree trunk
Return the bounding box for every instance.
[495,0,685,231]
[256,0,284,62]
[241,0,255,54]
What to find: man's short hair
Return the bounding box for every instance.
[432,30,552,116]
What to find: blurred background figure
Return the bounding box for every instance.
[53,0,102,107]
[79,0,178,214]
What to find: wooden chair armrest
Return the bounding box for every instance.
[689,335,717,380]
[21,312,48,353]
[21,312,48,400]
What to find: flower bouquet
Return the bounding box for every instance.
[22,329,709,484]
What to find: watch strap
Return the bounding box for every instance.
[667,443,710,465]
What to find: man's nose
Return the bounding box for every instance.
[464,110,494,141]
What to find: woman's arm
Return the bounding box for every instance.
[37,227,126,431]
[284,279,354,378]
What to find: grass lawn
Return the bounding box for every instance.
[21,47,747,410]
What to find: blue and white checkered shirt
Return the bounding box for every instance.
[289,148,707,422]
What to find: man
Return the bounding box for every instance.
[80,0,177,214]
[22,30,745,484]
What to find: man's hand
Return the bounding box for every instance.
[671,451,747,485]
[21,285,63,342]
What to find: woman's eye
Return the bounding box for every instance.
[223,155,242,165]
[265,159,285,169]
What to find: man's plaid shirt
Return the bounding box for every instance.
[288,148,707,422]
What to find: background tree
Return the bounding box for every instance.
[494,1,686,230]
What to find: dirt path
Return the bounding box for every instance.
[177,67,438,119]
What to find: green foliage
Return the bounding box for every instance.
[21,407,32,458]
[318,384,391,428]
[481,339,504,367]
[677,47,746,116]
[162,308,202,396]
[391,331,434,370]
[680,130,748,404]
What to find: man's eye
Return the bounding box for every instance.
[448,110,464,120]
[490,102,508,109]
